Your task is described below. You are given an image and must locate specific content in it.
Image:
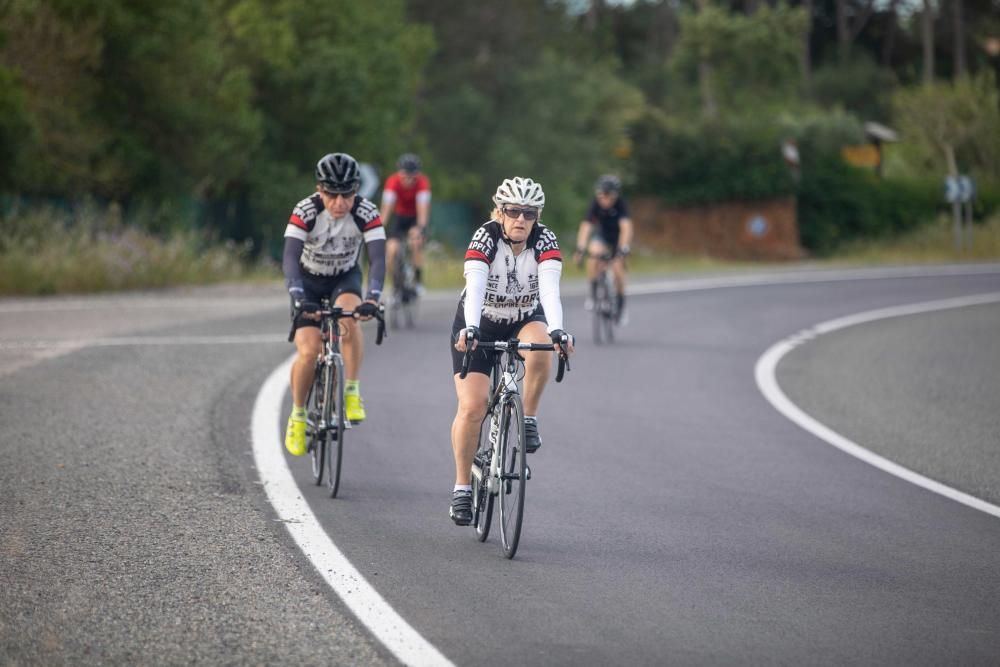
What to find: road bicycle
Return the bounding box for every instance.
[291,299,385,498]
[583,251,618,345]
[459,333,570,559]
[388,235,420,329]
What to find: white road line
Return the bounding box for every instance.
[755,292,1000,520]
[251,356,456,667]
[0,334,286,349]
[627,263,1000,296]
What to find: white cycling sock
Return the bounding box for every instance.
[453,484,472,493]
[525,415,537,423]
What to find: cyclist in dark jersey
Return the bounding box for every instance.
[448,176,574,525]
[282,153,386,456]
[379,153,431,291]
[573,174,634,323]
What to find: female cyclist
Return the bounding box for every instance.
[448,177,574,525]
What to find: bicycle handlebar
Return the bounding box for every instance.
[457,335,570,382]
[288,303,387,344]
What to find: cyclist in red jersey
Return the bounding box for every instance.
[379,153,431,292]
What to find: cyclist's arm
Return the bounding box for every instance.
[379,190,396,229]
[538,259,563,332]
[282,237,305,293]
[416,189,431,230]
[364,238,386,299]
[575,220,594,254]
[618,218,634,255]
[462,261,488,330]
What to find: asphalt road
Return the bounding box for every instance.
[2,266,999,665]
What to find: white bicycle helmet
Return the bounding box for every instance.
[492,176,545,211]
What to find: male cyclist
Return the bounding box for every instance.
[283,152,386,456]
[379,153,431,293]
[449,176,574,525]
[573,174,634,323]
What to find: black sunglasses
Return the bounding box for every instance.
[502,207,539,221]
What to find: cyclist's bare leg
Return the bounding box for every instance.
[612,254,627,294]
[585,238,608,282]
[407,226,424,278]
[335,292,363,381]
[517,320,552,416]
[291,327,323,407]
[386,237,401,287]
[452,372,489,485]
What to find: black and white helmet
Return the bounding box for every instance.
[596,174,621,194]
[492,176,545,211]
[397,153,421,173]
[316,153,361,192]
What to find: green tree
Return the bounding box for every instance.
[892,72,1000,178]
[223,0,434,246]
[670,1,808,117]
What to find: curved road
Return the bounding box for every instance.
[2,266,999,665]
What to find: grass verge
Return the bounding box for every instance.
[0,205,275,296]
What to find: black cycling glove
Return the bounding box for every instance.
[461,325,480,344]
[288,286,305,309]
[355,301,379,318]
[549,329,572,346]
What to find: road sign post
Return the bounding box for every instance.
[945,175,975,251]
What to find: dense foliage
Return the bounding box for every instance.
[1,0,997,257]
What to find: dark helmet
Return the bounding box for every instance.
[397,153,421,174]
[316,153,361,192]
[595,174,621,194]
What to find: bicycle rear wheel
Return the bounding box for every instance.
[498,396,527,559]
[471,415,495,542]
[307,364,327,485]
[326,354,346,498]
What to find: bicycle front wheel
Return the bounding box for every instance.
[307,364,326,485]
[326,354,346,498]
[497,396,527,559]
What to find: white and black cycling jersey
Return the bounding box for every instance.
[461,220,564,330]
[284,194,386,277]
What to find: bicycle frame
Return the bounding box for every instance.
[478,347,524,496]
[293,297,385,497]
[461,336,568,558]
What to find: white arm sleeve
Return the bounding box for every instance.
[462,261,489,329]
[538,259,563,332]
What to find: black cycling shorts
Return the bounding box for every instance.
[450,301,548,376]
[290,265,363,333]
[589,231,621,255]
[388,215,418,241]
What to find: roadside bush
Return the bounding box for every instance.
[797,157,941,255]
[632,112,795,204]
[0,202,270,295]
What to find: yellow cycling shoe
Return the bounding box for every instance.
[344,394,366,423]
[285,414,307,456]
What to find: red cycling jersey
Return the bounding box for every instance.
[382,172,431,218]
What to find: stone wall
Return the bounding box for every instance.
[630,197,804,261]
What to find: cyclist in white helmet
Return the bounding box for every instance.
[448,176,575,525]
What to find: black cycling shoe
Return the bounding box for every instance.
[524,418,542,453]
[450,490,473,525]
